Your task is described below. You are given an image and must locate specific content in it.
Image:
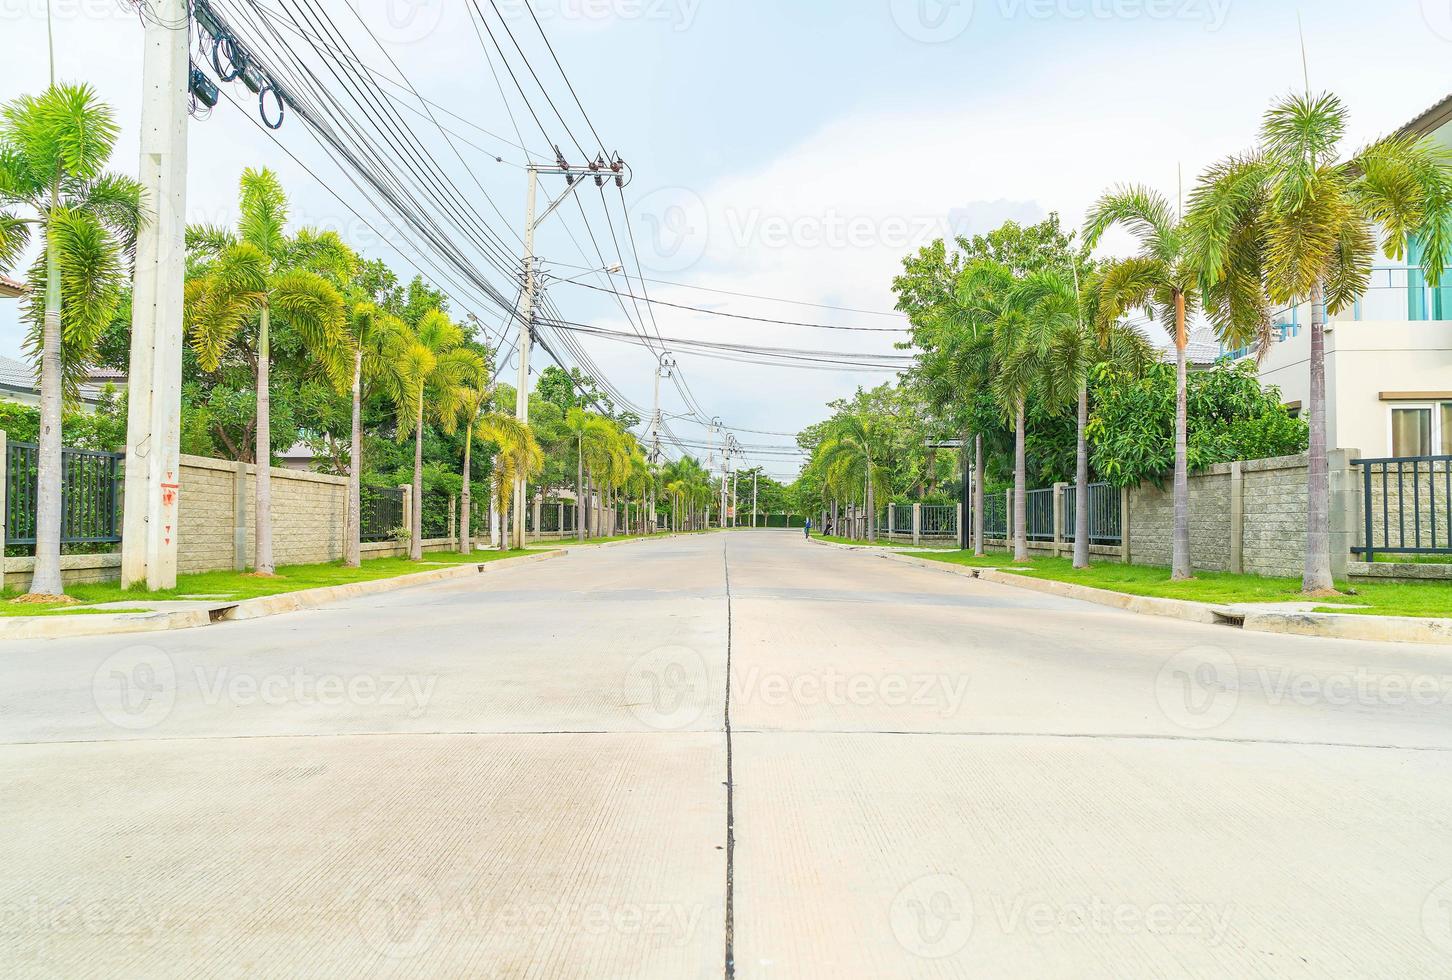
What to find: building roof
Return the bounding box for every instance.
[1398,93,1452,139]
[0,275,26,299]
[0,355,120,404]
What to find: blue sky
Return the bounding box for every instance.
[4,0,1452,478]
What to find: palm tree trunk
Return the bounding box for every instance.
[1073,381,1090,569]
[1303,278,1334,593]
[489,458,501,549]
[1013,400,1028,561]
[459,421,473,555]
[866,472,876,543]
[344,349,363,568]
[1171,290,1192,581]
[255,304,275,575]
[972,433,985,557]
[29,180,65,597]
[575,440,585,542]
[410,397,423,561]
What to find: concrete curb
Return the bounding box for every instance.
[879,552,1452,646]
[0,550,564,641]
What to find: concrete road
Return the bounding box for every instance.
[4,532,1452,978]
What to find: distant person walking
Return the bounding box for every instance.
[803,518,812,539]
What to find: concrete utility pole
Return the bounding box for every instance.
[649,353,673,465]
[511,157,615,548]
[121,0,190,590]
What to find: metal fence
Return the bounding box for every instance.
[5,441,124,549]
[1025,487,1055,542]
[889,503,913,533]
[1062,482,1123,546]
[360,486,405,542]
[1354,455,1452,560]
[921,504,956,537]
[982,493,1008,538]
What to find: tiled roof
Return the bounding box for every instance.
[0,275,26,298]
[0,355,118,403]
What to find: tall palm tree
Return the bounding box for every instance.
[1084,186,1203,580]
[390,309,484,559]
[342,302,407,567]
[563,408,593,541]
[817,412,889,543]
[185,168,352,575]
[476,412,542,551]
[1188,92,1452,592]
[1014,266,1154,568]
[449,383,494,555]
[0,84,143,597]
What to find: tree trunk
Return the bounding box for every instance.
[29,181,65,597]
[410,397,423,561]
[866,471,876,543]
[575,440,585,542]
[1171,290,1192,581]
[1073,380,1090,569]
[489,458,501,549]
[344,348,363,568]
[972,433,985,556]
[1013,400,1028,560]
[1302,278,1334,592]
[459,421,473,555]
[255,304,275,575]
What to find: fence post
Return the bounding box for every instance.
[447,494,456,545]
[233,459,248,571]
[887,505,895,539]
[1229,462,1244,574]
[1329,448,1361,579]
[398,483,413,553]
[1052,482,1067,557]
[912,502,921,546]
[1120,486,1132,564]
[533,494,542,542]
[0,429,8,592]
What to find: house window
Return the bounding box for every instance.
[1389,402,1452,456]
[1391,407,1432,456]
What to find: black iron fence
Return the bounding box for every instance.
[5,441,123,550]
[1354,455,1451,560]
[360,485,405,542]
[1062,482,1123,546]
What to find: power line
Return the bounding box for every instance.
[555,280,912,332]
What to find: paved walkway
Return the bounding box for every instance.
[4,532,1452,977]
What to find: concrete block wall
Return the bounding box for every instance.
[1127,470,1233,572]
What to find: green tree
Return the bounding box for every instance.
[1084,186,1204,580]
[389,308,485,559]
[342,302,407,566]
[183,168,351,575]
[1189,91,1452,592]
[0,84,143,596]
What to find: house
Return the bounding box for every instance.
[0,275,25,299]
[0,355,124,413]
[1222,95,1452,458]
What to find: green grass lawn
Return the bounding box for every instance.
[910,550,1452,619]
[0,548,539,617]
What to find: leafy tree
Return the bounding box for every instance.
[1189,91,1452,592]
[0,84,143,596]
[184,167,352,574]
[342,302,407,566]
[1088,361,1307,487]
[1084,187,1207,580]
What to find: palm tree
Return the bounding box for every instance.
[1014,266,1153,568]
[476,412,542,551]
[817,412,889,543]
[563,408,593,541]
[342,302,407,566]
[1188,92,1452,593]
[390,309,485,559]
[0,84,143,597]
[1084,186,1203,580]
[449,383,493,555]
[185,168,352,575]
